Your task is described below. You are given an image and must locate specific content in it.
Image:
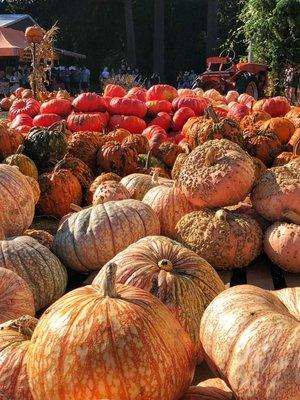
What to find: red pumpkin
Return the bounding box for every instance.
[126,87,146,102]
[103,84,126,98]
[172,107,196,131]
[21,89,33,99]
[262,96,291,117]
[40,99,72,117]
[149,111,172,130]
[10,113,33,129]
[67,113,107,132]
[146,100,172,115]
[142,125,168,141]
[172,97,211,116]
[109,114,147,134]
[73,92,107,112]
[214,106,229,119]
[227,103,249,121]
[146,84,178,102]
[33,114,62,127]
[14,125,31,136]
[9,99,40,120]
[108,97,147,118]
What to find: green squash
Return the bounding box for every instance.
[138,153,165,169]
[3,152,39,180]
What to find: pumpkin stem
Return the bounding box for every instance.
[0,315,38,339]
[282,210,300,225]
[70,203,83,212]
[207,105,220,123]
[145,150,152,169]
[215,209,227,221]
[293,138,300,156]
[205,147,219,167]
[16,144,25,154]
[158,259,173,271]
[53,159,64,172]
[101,263,119,298]
[151,169,159,183]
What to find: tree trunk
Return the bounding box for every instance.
[124,0,136,68]
[206,0,218,57]
[153,0,164,81]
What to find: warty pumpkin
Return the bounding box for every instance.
[200,285,300,400]
[122,133,150,154]
[176,209,263,269]
[0,269,35,324]
[52,199,160,271]
[272,151,299,167]
[106,127,131,143]
[171,151,189,180]
[97,141,138,176]
[0,236,67,310]
[92,180,130,205]
[240,110,271,130]
[0,121,24,160]
[25,175,40,204]
[93,236,225,362]
[85,172,121,205]
[27,263,196,400]
[179,139,256,208]
[156,142,185,167]
[3,149,38,180]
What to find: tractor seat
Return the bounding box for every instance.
[206,57,232,72]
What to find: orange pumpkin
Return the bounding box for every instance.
[85,172,121,205]
[0,122,24,160]
[97,141,138,176]
[272,152,299,167]
[156,142,185,167]
[252,156,267,180]
[240,110,271,129]
[260,117,295,144]
[181,379,233,400]
[27,264,196,400]
[287,128,300,150]
[92,180,130,205]
[122,133,150,154]
[25,25,44,43]
[106,128,131,143]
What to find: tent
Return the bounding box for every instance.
[0,27,27,57]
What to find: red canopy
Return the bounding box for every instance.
[0,27,27,56]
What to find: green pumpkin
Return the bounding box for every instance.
[23,122,67,170]
[2,153,39,180]
[138,153,165,169]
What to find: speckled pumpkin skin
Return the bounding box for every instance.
[122,133,150,154]
[157,142,185,168]
[143,185,198,238]
[176,209,262,269]
[264,222,300,273]
[52,199,161,271]
[0,123,24,161]
[3,153,39,180]
[200,285,300,400]
[0,269,35,324]
[97,141,138,176]
[172,152,188,180]
[261,117,295,145]
[86,172,121,205]
[179,139,256,208]
[251,165,300,221]
[243,128,282,165]
[0,236,67,310]
[25,175,40,204]
[0,165,35,237]
[181,379,233,400]
[93,235,225,361]
[240,110,271,130]
[27,282,196,400]
[0,316,37,400]
[120,172,161,200]
[92,180,130,205]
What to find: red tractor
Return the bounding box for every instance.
[194,49,269,99]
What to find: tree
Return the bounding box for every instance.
[206,0,218,57]
[153,0,165,80]
[124,0,136,67]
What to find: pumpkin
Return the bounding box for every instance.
[27,263,195,400]
[25,25,44,43]
[137,165,171,179]
[0,122,24,160]
[146,100,172,115]
[251,156,267,180]
[0,97,12,111]
[120,172,162,200]
[237,93,254,105]
[97,141,138,176]
[225,90,239,103]
[286,107,300,120]
[40,98,72,117]
[108,97,147,118]
[72,92,107,112]
[142,124,168,142]
[181,379,233,400]
[200,285,300,400]
[203,89,224,102]
[3,151,38,180]
[86,172,121,204]
[24,229,53,249]
[179,139,256,208]
[109,114,147,134]
[176,209,262,269]
[67,112,107,132]
[0,165,35,237]
[38,169,82,219]
[178,88,196,97]
[172,152,189,180]
[149,111,172,130]
[240,110,271,129]
[172,97,211,116]
[94,237,224,361]
[9,98,40,120]
[25,175,40,204]
[227,102,249,121]
[106,127,131,143]
[10,113,33,128]
[23,121,67,170]
[286,128,300,150]
[122,133,150,154]
[126,86,147,102]
[21,89,33,99]
[14,124,32,136]
[146,84,178,102]
[143,184,198,238]
[260,117,295,144]
[0,236,67,310]
[92,180,130,205]
[156,142,185,167]
[264,220,300,273]
[251,165,300,221]
[65,131,107,171]
[52,199,160,271]
[103,83,126,97]
[258,96,291,117]
[273,151,299,167]
[0,269,35,324]
[137,152,165,169]
[243,127,282,165]
[0,316,37,400]
[172,107,196,131]
[33,113,62,127]
[53,156,94,194]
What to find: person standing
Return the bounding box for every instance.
[81,66,90,92]
[101,67,110,80]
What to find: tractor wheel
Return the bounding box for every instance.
[236,75,260,99]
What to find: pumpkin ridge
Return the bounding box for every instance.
[102,203,117,257]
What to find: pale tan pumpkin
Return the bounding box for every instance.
[0,269,35,324]
[200,285,300,400]
[120,171,161,200]
[0,236,67,310]
[176,209,262,270]
[92,180,130,205]
[93,236,225,362]
[52,199,161,272]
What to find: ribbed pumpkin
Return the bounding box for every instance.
[108,97,147,118]
[149,111,172,130]
[24,229,53,249]
[176,209,262,269]
[146,84,178,102]
[287,128,300,150]
[264,221,300,273]
[32,113,62,128]
[143,184,197,238]
[0,269,35,324]
[23,122,67,170]
[172,107,196,131]
[86,172,121,205]
[200,285,300,400]
[106,128,131,143]
[260,117,295,144]
[227,103,249,121]
[181,379,233,400]
[27,263,195,400]
[97,141,138,176]
[0,316,37,400]
[38,169,82,219]
[240,110,271,129]
[0,165,35,237]
[0,236,67,310]
[251,165,300,221]
[172,97,210,115]
[156,142,185,168]
[103,83,126,97]
[0,122,24,160]
[93,236,224,361]
[67,112,107,133]
[179,139,256,208]
[92,180,130,205]
[52,199,160,271]
[3,151,38,180]
[109,114,147,134]
[146,99,172,115]
[40,98,72,117]
[122,133,150,154]
[254,96,291,117]
[72,92,107,113]
[9,98,40,120]
[120,172,161,200]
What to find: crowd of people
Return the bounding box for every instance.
[284,65,300,105]
[0,66,31,95]
[48,66,91,94]
[176,70,198,89]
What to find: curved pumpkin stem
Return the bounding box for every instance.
[15,144,25,154]
[0,315,38,339]
[101,263,119,298]
[207,105,220,123]
[282,210,300,225]
[215,209,227,221]
[158,259,173,272]
[205,147,219,167]
[69,203,83,212]
[151,169,159,183]
[145,150,152,169]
